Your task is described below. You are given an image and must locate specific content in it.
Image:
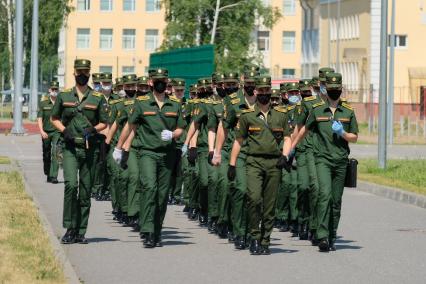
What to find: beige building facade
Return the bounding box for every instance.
[58,0,165,88]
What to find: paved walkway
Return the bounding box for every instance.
[1,135,426,284]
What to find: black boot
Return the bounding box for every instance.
[299,223,309,240]
[75,234,88,244]
[279,220,289,232]
[143,233,155,248]
[261,245,271,255]
[183,206,190,213]
[199,214,208,226]
[318,239,330,252]
[249,239,261,255]
[217,223,228,239]
[50,177,58,184]
[208,218,218,233]
[234,236,246,250]
[61,229,76,244]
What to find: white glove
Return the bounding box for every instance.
[181,144,188,157]
[161,130,174,141]
[212,149,222,166]
[112,147,123,164]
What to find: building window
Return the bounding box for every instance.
[145,29,159,51]
[100,29,113,50]
[77,0,90,11]
[257,31,270,51]
[122,29,136,50]
[123,0,135,11]
[282,68,295,79]
[146,0,161,12]
[283,0,295,16]
[122,66,135,75]
[389,35,408,48]
[99,66,113,73]
[100,0,113,11]
[282,31,296,52]
[76,28,90,49]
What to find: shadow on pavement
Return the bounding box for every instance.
[270,248,299,254]
[88,237,120,243]
[335,245,363,250]
[162,240,195,246]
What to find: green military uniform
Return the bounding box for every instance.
[128,68,186,244]
[236,76,290,248]
[38,81,61,182]
[51,59,108,238]
[305,72,358,249]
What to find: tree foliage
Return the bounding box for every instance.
[161,0,281,73]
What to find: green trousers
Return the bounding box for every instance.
[41,131,60,179]
[315,157,347,242]
[306,149,319,232]
[107,147,119,211]
[296,151,311,225]
[170,149,183,201]
[217,150,231,226]
[117,165,129,214]
[127,148,141,217]
[62,144,94,235]
[246,155,280,246]
[198,151,219,218]
[187,159,199,209]
[230,155,248,238]
[139,150,176,238]
[91,135,109,196]
[276,168,298,222]
[181,156,191,206]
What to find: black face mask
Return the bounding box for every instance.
[125,90,136,97]
[217,88,227,98]
[225,87,239,95]
[271,99,280,107]
[244,86,255,97]
[153,81,167,93]
[136,90,149,97]
[197,91,207,99]
[75,74,89,86]
[282,98,289,105]
[206,90,213,97]
[257,94,271,105]
[301,90,312,98]
[327,89,342,101]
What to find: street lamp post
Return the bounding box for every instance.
[29,0,39,121]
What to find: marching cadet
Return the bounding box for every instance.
[113,68,186,248]
[270,89,281,107]
[229,75,292,255]
[38,80,61,184]
[302,72,358,252]
[92,73,103,92]
[51,59,108,244]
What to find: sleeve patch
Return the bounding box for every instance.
[342,102,353,110]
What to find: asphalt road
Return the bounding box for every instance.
[1,135,426,284]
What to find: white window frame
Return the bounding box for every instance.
[395,35,408,49]
[145,29,159,51]
[76,28,90,49]
[100,0,113,11]
[145,0,161,12]
[122,29,136,50]
[257,31,270,51]
[283,0,295,16]
[123,0,136,12]
[282,31,296,53]
[282,68,295,79]
[99,66,113,73]
[122,66,135,75]
[77,0,90,11]
[100,29,113,50]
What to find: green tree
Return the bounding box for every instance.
[161,0,281,73]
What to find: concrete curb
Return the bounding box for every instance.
[14,161,80,284]
[356,180,426,209]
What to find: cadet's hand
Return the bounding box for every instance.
[112,147,123,164]
[276,155,291,172]
[227,165,236,181]
[120,151,129,169]
[187,147,198,164]
[83,126,97,137]
[208,151,214,165]
[62,128,74,142]
[181,144,188,157]
[161,130,174,141]
[212,150,222,166]
[332,121,344,137]
[40,131,48,140]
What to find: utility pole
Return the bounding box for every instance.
[378,0,388,169]
[29,0,39,121]
[387,0,396,145]
[11,0,25,135]
[336,0,341,72]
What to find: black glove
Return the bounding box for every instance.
[208,151,214,165]
[62,128,74,143]
[188,147,198,164]
[120,151,129,169]
[83,126,97,137]
[276,155,291,172]
[227,165,236,181]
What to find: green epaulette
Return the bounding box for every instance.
[341,97,348,103]
[342,102,353,111]
[229,93,238,99]
[109,98,123,105]
[169,95,180,103]
[274,106,287,113]
[303,96,316,102]
[241,108,255,113]
[136,95,150,101]
[297,102,301,106]
[312,101,325,108]
[287,105,296,111]
[203,98,213,104]
[62,88,72,93]
[124,100,134,106]
[40,95,48,102]
[231,98,240,105]
[92,91,102,97]
[192,99,200,104]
